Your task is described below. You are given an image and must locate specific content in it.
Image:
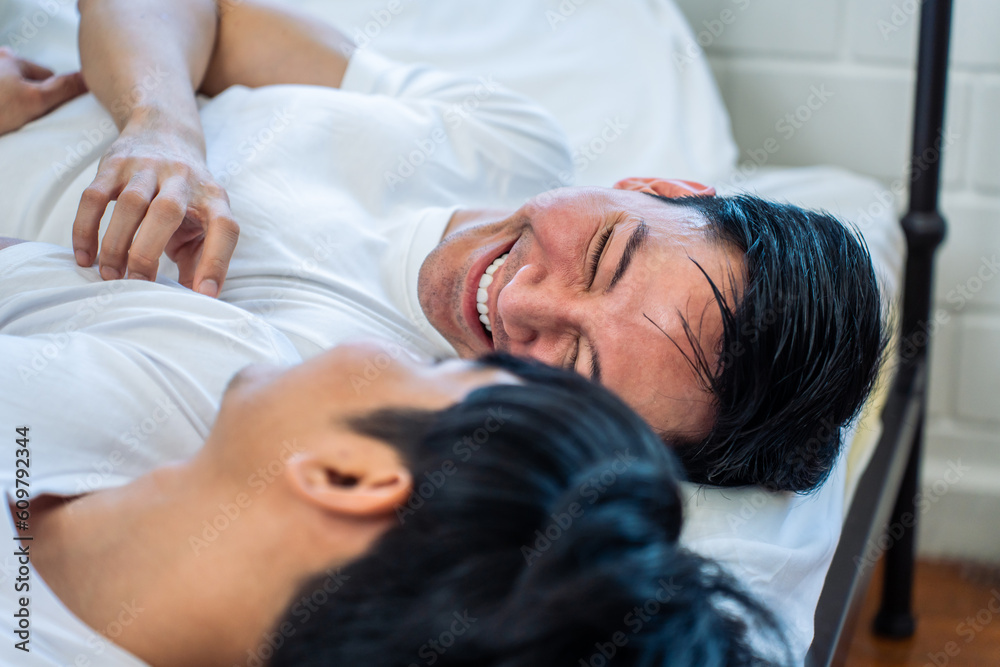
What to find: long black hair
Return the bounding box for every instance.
[269,354,789,666]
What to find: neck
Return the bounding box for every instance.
[28,460,313,666]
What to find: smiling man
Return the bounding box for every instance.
[417,179,885,493]
[419,183,739,442]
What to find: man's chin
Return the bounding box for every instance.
[438,316,497,358]
[424,311,482,359]
[453,345,481,359]
[453,329,494,359]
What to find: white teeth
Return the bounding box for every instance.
[475,252,508,334]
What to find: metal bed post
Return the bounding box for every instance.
[873,0,952,639]
[805,1,952,663]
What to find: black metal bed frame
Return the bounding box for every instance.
[805,1,952,664]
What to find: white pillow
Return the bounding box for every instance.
[282,0,739,186]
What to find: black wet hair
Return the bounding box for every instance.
[269,354,789,667]
[647,193,887,493]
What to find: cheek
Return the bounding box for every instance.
[530,216,593,275]
[420,233,468,288]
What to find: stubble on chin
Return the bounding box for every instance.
[418,237,469,353]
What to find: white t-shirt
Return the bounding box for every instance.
[0,242,303,665]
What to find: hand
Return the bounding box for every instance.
[0,47,87,136]
[72,113,239,297]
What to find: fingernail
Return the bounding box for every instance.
[100,266,121,281]
[128,273,148,282]
[75,250,91,266]
[196,279,219,297]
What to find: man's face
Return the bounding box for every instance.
[419,187,742,438]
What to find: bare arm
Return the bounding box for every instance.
[77,0,215,131]
[74,0,356,295]
[201,1,354,95]
[74,0,237,297]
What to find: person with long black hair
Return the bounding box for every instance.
[0,336,788,665]
[271,352,791,667]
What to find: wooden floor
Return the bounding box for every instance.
[845,559,1000,666]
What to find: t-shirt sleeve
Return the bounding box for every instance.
[340,48,574,206]
[0,243,300,496]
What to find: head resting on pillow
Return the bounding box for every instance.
[419,179,886,492]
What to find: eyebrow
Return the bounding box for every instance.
[604,219,649,294]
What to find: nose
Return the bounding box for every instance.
[495,263,577,364]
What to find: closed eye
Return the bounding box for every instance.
[587,226,613,288]
[570,222,614,373]
[566,336,580,371]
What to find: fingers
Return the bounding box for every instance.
[101,178,190,281]
[29,72,87,113]
[6,71,87,136]
[124,179,194,282]
[100,172,160,280]
[193,208,239,297]
[73,175,116,268]
[17,58,54,81]
[74,172,190,283]
[70,125,236,294]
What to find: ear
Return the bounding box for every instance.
[613,177,716,197]
[285,454,413,517]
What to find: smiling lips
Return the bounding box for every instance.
[475,253,509,333]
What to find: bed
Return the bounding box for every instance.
[0,0,948,664]
[806,1,952,664]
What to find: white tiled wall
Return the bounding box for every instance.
[675,0,1000,562]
